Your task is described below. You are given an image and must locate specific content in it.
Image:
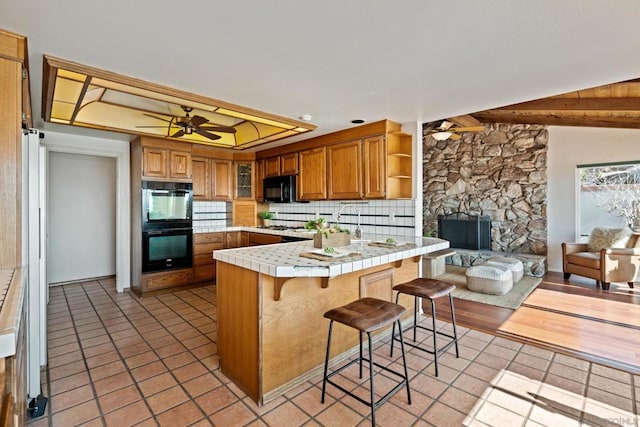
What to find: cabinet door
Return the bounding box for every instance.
[248,233,282,246]
[363,135,386,199]
[225,231,242,248]
[255,159,264,202]
[212,160,233,201]
[281,152,299,175]
[327,140,362,200]
[298,147,327,200]
[234,161,254,199]
[192,157,211,200]
[142,147,167,178]
[241,231,250,246]
[232,200,257,226]
[264,156,281,177]
[170,150,192,179]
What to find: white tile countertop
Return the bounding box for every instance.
[194,225,317,238]
[213,236,449,277]
[0,268,25,358]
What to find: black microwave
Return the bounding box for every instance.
[263,175,296,203]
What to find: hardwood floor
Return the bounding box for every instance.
[432,270,640,374]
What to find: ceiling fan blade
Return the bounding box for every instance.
[190,115,209,127]
[452,126,485,132]
[143,113,173,123]
[171,129,185,138]
[438,121,454,130]
[449,133,462,140]
[198,125,237,134]
[195,128,222,141]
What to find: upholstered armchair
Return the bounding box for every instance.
[562,228,640,291]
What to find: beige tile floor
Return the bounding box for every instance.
[26,278,639,426]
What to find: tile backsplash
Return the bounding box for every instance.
[193,199,418,238]
[193,201,232,228]
[268,199,417,238]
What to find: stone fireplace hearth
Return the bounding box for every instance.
[423,123,548,256]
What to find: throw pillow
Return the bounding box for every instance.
[587,227,633,252]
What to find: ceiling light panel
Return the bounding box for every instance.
[43,56,316,149]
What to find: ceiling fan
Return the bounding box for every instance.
[428,120,484,141]
[136,106,237,141]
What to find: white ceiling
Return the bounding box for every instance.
[3,0,640,149]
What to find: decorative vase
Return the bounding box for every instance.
[262,218,271,228]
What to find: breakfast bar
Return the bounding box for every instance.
[213,236,449,404]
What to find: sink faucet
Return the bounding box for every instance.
[336,204,362,238]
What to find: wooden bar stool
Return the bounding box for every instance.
[390,278,459,377]
[321,297,411,426]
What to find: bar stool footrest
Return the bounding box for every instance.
[396,324,457,357]
[325,357,409,410]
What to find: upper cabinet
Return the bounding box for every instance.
[192,157,211,200]
[256,119,412,201]
[327,140,362,200]
[211,159,233,201]
[385,131,412,199]
[298,147,327,200]
[264,156,280,178]
[280,153,299,175]
[363,135,386,199]
[255,159,264,202]
[234,161,254,199]
[134,137,193,182]
[264,153,298,177]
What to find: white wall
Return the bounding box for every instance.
[547,126,640,272]
[48,152,117,283]
[42,129,131,291]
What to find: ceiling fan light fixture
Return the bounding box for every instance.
[432,131,452,141]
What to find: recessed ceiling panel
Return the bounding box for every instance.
[42,56,316,150]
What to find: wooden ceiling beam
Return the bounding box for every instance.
[447,114,483,127]
[492,97,640,112]
[473,113,640,129]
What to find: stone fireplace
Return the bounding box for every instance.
[423,123,548,256]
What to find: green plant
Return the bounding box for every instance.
[258,211,273,220]
[318,225,350,237]
[304,218,327,230]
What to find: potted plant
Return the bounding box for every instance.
[258,211,273,227]
[312,224,351,248]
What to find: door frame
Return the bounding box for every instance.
[43,132,131,292]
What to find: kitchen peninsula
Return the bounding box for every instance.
[213,236,448,404]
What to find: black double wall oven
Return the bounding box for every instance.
[141,181,193,273]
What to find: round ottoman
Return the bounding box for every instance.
[465,265,513,295]
[486,256,524,283]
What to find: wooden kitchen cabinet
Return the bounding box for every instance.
[225,231,242,248]
[264,153,298,178]
[234,161,254,199]
[0,29,31,270]
[142,146,192,180]
[363,134,386,199]
[192,157,211,200]
[255,159,264,202]
[297,147,327,200]
[211,159,233,201]
[233,200,258,226]
[264,156,280,177]
[247,232,282,246]
[193,232,225,283]
[327,140,362,199]
[280,152,299,175]
[386,131,413,199]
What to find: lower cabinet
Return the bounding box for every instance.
[141,268,194,292]
[193,232,225,283]
[247,232,282,246]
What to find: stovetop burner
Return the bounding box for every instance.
[258,225,295,230]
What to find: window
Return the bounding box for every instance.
[578,161,640,239]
